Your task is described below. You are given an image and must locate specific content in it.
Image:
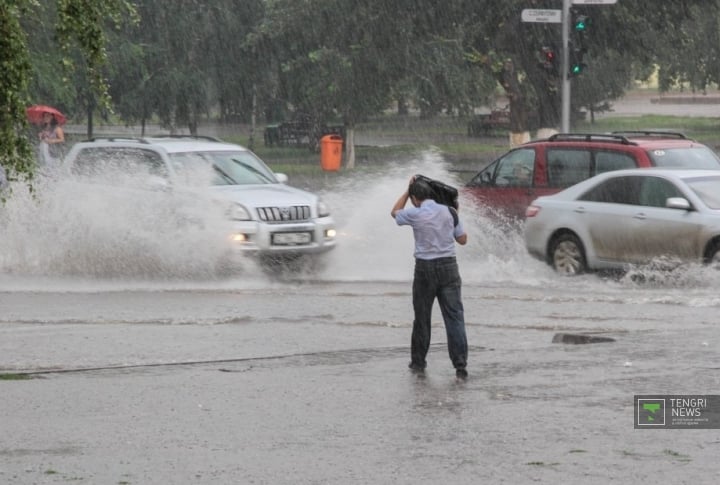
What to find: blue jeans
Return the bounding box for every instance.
[411,257,467,370]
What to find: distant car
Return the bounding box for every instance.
[464,131,720,220]
[63,136,337,264]
[524,169,720,275]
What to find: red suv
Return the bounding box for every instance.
[464,131,720,220]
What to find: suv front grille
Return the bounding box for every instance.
[257,205,311,222]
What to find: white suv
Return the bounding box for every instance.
[63,136,337,262]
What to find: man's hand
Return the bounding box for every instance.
[391,189,410,218]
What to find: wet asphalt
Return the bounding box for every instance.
[1,278,719,485]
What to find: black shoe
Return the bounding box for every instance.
[455,368,468,379]
[408,361,426,373]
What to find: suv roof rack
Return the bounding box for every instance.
[546,133,635,145]
[84,134,224,144]
[610,130,689,140]
[147,134,223,142]
[85,136,152,144]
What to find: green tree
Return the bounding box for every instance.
[457,0,709,136]
[1,1,35,186]
[651,0,720,92]
[259,0,492,167]
[106,0,267,136]
[1,0,135,187]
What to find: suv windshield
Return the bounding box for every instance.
[169,150,277,186]
[647,146,720,168]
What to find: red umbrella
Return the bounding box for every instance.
[26,105,67,126]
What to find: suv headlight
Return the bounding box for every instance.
[318,199,330,217]
[228,203,252,221]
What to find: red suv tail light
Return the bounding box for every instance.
[525,205,541,218]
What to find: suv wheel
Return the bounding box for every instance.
[550,233,586,275]
[704,240,720,268]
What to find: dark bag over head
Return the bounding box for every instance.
[414,174,459,210]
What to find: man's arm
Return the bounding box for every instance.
[454,213,467,245]
[391,190,410,219]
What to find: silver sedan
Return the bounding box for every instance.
[524,169,720,274]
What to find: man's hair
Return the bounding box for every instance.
[408,178,434,201]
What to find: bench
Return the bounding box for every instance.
[264,120,346,151]
[467,107,511,137]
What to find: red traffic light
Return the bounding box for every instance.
[540,46,558,72]
[542,47,556,62]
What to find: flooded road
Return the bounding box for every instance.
[1,156,719,483]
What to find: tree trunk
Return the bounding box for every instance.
[499,59,530,146]
[345,125,356,169]
[248,83,257,151]
[397,96,409,116]
[86,104,94,139]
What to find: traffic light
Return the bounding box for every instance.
[539,45,559,74]
[569,46,587,76]
[573,14,590,33]
[569,11,590,77]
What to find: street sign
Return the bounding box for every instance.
[572,0,617,4]
[521,9,562,23]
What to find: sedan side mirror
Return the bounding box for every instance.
[275,173,288,184]
[666,197,691,210]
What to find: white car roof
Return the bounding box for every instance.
[75,137,250,155]
[595,168,720,178]
[552,168,720,200]
[141,137,249,154]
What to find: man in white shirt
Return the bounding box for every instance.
[391,176,469,379]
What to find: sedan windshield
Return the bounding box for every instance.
[648,147,720,169]
[685,176,720,209]
[169,151,278,186]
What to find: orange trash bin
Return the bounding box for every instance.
[320,134,343,171]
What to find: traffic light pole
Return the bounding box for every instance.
[561,0,571,132]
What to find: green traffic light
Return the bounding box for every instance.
[574,15,589,32]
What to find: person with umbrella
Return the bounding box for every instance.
[26,105,66,170]
[38,111,65,167]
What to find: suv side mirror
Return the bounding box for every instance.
[145,175,171,191]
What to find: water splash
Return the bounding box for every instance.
[3,150,720,302]
[0,174,237,280]
[316,150,550,286]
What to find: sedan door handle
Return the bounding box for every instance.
[633,213,647,220]
[574,206,586,214]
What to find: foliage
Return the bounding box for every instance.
[56,0,137,111]
[0,0,135,185]
[0,372,34,380]
[455,0,710,130]
[4,0,720,182]
[106,0,265,133]
[1,1,36,185]
[653,0,720,92]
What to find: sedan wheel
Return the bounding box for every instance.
[550,234,586,275]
